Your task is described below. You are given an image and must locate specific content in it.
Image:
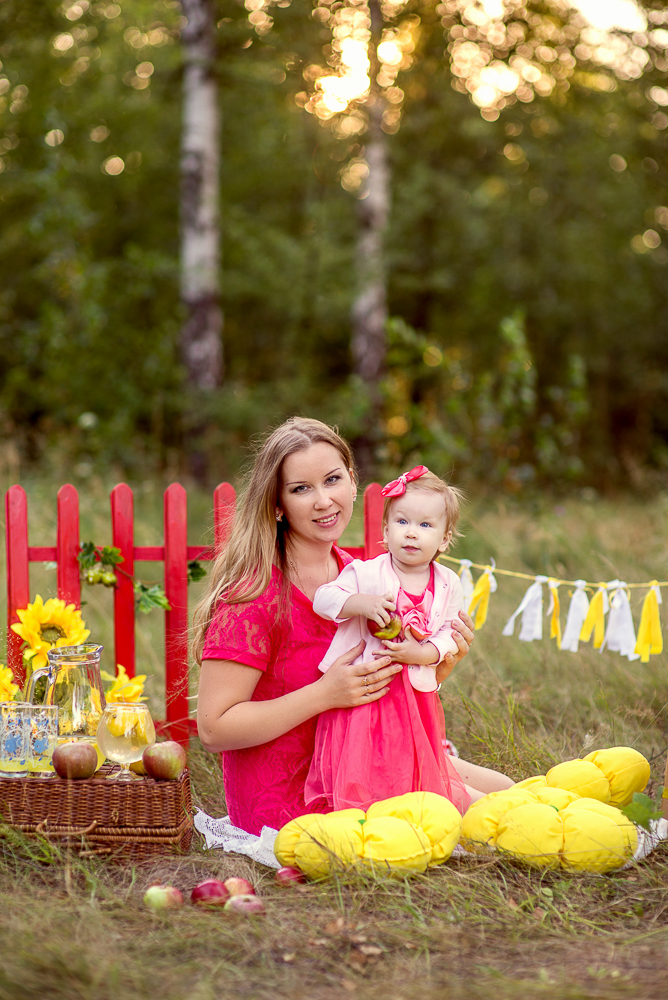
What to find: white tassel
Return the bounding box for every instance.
[561,580,590,653]
[458,560,474,603]
[602,582,639,661]
[502,576,548,642]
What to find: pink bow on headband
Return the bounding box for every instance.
[381,465,429,497]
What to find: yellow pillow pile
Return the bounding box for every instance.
[514,746,650,807]
[461,745,648,873]
[274,791,463,880]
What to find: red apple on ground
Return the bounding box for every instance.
[142,741,186,780]
[275,866,306,886]
[224,894,265,915]
[224,876,255,897]
[366,614,403,641]
[52,741,98,780]
[191,879,230,906]
[143,884,184,909]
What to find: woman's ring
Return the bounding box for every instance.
[364,674,369,687]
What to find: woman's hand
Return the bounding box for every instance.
[317,640,401,709]
[435,610,475,685]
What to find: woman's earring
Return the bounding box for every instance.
[352,494,358,502]
[276,510,283,522]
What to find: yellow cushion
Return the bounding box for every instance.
[361,816,431,875]
[367,791,463,865]
[560,806,635,873]
[546,759,611,802]
[495,803,564,869]
[293,814,365,880]
[532,786,581,810]
[562,798,638,855]
[583,747,650,807]
[513,775,548,791]
[460,789,539,853]
[274,813,326,868]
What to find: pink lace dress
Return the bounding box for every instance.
[201,547,352,835]
[304,568,470,815]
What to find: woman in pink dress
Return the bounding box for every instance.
[194,417,512,835]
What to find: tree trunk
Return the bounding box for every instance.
[350,0,390,475]
[180,0,222,391]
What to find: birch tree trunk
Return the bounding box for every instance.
[180,0,222,390]
[351,0,390,474]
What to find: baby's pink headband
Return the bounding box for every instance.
[381,465,429,497]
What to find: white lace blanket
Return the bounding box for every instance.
[193,810,668,871]
[193,810,281,868]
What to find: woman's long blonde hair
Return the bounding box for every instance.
[192,417,355,665]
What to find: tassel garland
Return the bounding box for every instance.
[442,557,664,663]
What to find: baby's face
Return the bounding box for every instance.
[383,491,451,569]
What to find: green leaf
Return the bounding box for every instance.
[99,545,124,568]
[134,581,171,614]
[620,792,662,832]
[187,560,207,583]
[78,541,98,572]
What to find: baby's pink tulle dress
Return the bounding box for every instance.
[304,576,470,815]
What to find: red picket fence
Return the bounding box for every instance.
[4,482,385,746]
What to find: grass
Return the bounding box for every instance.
[1,472,668,998]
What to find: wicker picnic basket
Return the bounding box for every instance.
[0,766,193,861]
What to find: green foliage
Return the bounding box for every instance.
[620,792,663,832]
[187,559,207,583]
[134,580,171,614]
[1,0,668,486]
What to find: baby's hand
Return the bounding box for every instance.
[357,592,396,629]
[372,627,438,666]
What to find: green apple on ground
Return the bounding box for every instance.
[143,885,184,909]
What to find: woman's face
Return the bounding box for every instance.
[279,442,355,546]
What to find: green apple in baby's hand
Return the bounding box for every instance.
[367,614,403,641]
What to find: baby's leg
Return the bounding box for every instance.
[464,784,487,804]
[451,757,514,795]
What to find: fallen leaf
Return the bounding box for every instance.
[358,945,383,957]
[533,907,546,920]
[349,935,368,943]
[325,917,345,935]
[281,953,296,963]
[308,938,329,947]
[341,980,357,993]
[404,942,419,950]
[507,897,518,909]
[347,951,367,970]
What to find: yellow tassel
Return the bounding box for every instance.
[579,584,608,649]
[468,567,494,630]
[548,580,561,649]
[634,584,663,663]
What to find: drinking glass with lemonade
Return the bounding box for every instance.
[96,703,156,779]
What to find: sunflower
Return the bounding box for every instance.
[0,664,20,702]
[101,663,148,704]
[11,595,90,671]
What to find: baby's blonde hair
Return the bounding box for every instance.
[382,471,463,540]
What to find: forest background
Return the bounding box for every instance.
[1,0,668,493]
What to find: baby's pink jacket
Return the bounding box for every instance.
[312,553,464,692]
